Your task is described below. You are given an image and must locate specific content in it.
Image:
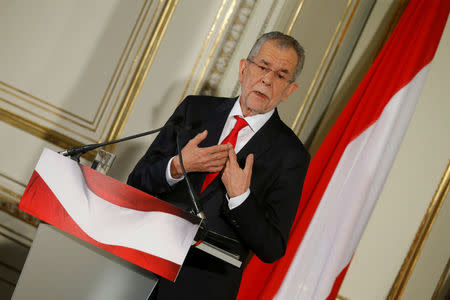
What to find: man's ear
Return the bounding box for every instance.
[238,59,247,83]
[281,82,298,102]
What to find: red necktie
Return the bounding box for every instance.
[200,116,248,193]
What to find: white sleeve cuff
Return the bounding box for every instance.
[166,156,184,186]
[227,188,250,210]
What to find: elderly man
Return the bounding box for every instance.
[128,31,310,300]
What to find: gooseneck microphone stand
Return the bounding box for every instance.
[59,126,167,163]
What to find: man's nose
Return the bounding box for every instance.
[261,70,274,85]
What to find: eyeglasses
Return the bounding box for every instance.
[246,59,295,84]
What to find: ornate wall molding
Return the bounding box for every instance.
[291,0,361,136]
[199,0,256,96]
[0,0,178,150]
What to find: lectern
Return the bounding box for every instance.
[14,149,201,299]
[12,224,158,300]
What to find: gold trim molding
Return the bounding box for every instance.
[230,0,285,97]
[388,161,450,299]
[105,0,178,145]
[286,0,306,35]
[0,197,40,228]
[179,0,231,102]
[0,0,177,153]
[199,0,256,96]
[0,106,96,161]
[291,0,358,135]
[0,0,152,135]
[432,256,450,299]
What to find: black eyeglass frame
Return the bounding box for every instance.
[246,58,295,84]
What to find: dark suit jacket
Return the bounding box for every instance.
[127,95,310,299]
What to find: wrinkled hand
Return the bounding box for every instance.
[170,130,232,178]
[221,148,254,198]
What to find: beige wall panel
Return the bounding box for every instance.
[0,0,151,143]
[402,187,450,300]
[340,16,450,300]
[276,0,356,130]
[0,122,60,198]
[0,0,165,207]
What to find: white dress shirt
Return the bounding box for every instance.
[166,97,274,209]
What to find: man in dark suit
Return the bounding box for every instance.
[128,31,310,300]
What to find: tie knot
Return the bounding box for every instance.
[234,116,248,131]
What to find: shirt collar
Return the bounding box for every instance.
[229,96,274,133]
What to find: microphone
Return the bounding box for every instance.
[59,117,183,162]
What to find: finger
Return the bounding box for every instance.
[223,156,230,170]
[204,143,232,154]
[208,155,228,165]
[204,159,227,171]
[212,159,228,169]
[210,151,229,161]
[222,159,230,176]
[208,165,225,173]
[244,154,254,177]
[190,130,208,146]
[228,148,238,165]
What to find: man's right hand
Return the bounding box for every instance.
[170,130,232,178]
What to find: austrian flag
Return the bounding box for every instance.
[237,0,449,299]
[19,148,201,281]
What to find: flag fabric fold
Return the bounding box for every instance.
[237,0,449,299]
[19,148,201,281]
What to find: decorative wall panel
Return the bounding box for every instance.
[0,0,174,147]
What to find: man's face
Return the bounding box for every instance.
[238,40,299,117]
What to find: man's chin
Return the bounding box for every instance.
[242,97,269,115]
[246,105,266,116]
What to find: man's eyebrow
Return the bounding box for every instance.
[260,59,290,74]
[260,59,271,66]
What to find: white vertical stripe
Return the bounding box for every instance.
[36,148,199,265]
[275,65,430,299]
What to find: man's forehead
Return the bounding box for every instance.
[254,46,297,74]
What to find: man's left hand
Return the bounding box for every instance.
[221,148,254,198]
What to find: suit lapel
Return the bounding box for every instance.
[236,109,280,165]
[199,98,235,148]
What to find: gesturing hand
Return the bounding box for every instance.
[221,148,254,198]
[170,130,232,178]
